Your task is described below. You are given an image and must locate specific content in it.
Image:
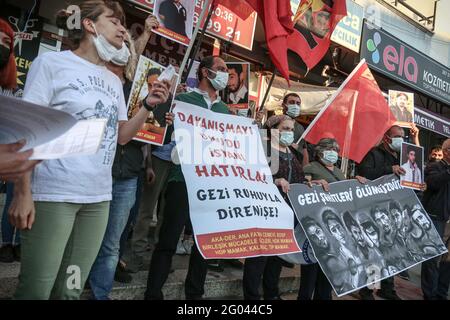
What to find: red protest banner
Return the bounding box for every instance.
[197,228,300,258]
[288,0,347,71]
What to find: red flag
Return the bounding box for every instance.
[301,60,396,163]
[247,0,294,83]
[288,0,346,71]
[216,0,294,82]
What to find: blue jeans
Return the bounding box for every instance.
[89,177,138,300]
[1,183,20,245]
[119,169,145,259]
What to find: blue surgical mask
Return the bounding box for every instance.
[279,131,294,146]
[322,150,338,165]
[389,137,403,152]
[286,104,301,118]
[207,69,229,91]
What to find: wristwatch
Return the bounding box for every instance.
[142,96,156,111]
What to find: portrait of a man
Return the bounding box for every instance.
[400,143,424,189]
[389,91,414,124]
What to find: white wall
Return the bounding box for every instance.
[354,0,450,67]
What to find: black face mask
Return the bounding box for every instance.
[0,45,11,69]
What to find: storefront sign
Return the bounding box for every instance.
[1,5,43,97]
[414,106,450,138]
[330,0,364,52]
[361,21,450,105]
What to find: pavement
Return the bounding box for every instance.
[0,195,448,300]
[0,244,446,300]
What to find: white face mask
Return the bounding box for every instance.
[237,108,249,117]
[389,137,403,152]
[286,104,301,118]
[207,69,229,91]
[111,43,131,66]
[92,24,130,64]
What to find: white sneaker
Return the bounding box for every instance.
[176,239,187,255]
[182,239,193,255]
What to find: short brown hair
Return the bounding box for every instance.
[396,92,408,100]
[283,93,301,105]
[197,55,222,81]
[430,145,442,152]
[56,0,125,49]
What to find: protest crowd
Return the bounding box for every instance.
[0,0,449,301]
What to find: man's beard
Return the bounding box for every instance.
[229,80,241,93]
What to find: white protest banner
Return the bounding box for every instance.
[173,101,300,259]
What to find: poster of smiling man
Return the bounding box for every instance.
[288,174,447,297]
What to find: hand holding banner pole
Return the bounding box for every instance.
[180,0,215,83]
[258,67,277,112]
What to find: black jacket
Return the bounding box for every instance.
[112,141,144,179]
[356,145,399,180]
[159,0,187,36]
[111,96,173,180]
[422,160,450,222]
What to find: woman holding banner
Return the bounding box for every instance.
[298,138,367,300]
[243,115,319,300]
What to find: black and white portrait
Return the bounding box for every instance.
[288,174,447,297]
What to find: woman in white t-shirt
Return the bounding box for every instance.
[8,0,170,300]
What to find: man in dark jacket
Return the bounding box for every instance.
[421,138,450,300]
[144,55,230,300]
[356,125,406,300]
[158,0,187,37]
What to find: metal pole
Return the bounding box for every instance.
[179,0,214,83]
[340,91,358,177]
[180,0,216,83]
[259,67,277,112]
[432,0,438,31]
